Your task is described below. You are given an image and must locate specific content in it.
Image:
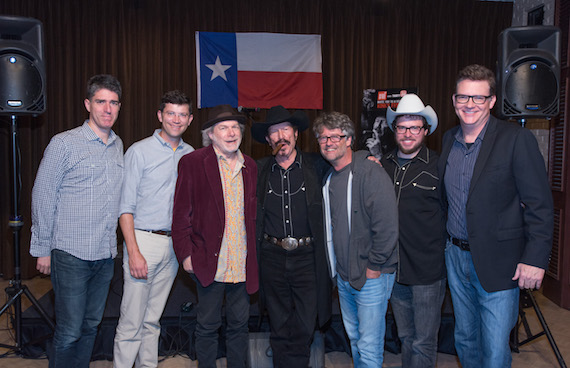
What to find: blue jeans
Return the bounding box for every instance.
[192,275,249,368]
[49,249,114,368]
[390,279,446,368]
[337,272,395,368]
[445,241,519,368]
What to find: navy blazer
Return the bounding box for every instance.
[438,116,553,292]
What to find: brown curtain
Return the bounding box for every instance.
[0,0,512,279]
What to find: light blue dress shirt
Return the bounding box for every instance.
[119,129,194,231]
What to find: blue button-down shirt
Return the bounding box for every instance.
[119,129,194,231]
[444,124,489,240]
[30,121,124,260]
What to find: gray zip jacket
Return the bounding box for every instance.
[322,150,398,290]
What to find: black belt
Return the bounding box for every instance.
[140,229,172,237]
[450,237,470,251]
[264,233,313,251]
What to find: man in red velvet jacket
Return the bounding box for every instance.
[172,104,258,368]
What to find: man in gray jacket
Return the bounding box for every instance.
[313,111,398,368]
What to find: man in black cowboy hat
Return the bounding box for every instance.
[172,104,258,368]
[251,105,331,368]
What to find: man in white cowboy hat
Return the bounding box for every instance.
[172,104,258,368]
[250,105,332,368]
[381,93,446,368]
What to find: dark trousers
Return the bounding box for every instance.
[192,275,249,368]
[260,241,317,368]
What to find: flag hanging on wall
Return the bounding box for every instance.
[196,31,323,109]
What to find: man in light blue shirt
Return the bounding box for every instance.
[30,74,124,368]
[113,90,194,367]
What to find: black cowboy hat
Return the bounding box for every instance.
[251,105,309,143]
[202,104,246,130]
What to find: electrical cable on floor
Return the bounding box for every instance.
[157,303,195,362]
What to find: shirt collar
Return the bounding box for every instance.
[213,146,245,169]
[413,145,430,163]
[81,120,117,145]
[386,145,429,165]
[271,149,303,172]
[153,129,186,149]
[455,121,490,147]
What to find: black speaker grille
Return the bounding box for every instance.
[502,60,558,117]
[0,52,46,114]
[502,99,522,116]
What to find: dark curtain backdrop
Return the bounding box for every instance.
[0,0,512,278]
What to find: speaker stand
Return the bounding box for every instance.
[510,289,567,368]
[0,115,55,356]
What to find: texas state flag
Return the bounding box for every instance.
[196,31,323,109]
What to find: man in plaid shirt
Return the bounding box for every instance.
[30,74,124,368]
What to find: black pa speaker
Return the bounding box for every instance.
[0,15,46,116]
[497,26,560,118]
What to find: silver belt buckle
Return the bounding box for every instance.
[281,237,299,251]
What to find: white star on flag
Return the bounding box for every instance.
[205,56,231,81]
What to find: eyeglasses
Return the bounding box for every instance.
[317,135,347,144]
[454,94,492,105]
[394,125,425,135]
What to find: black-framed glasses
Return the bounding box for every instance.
[454,94,492,105]
[317,135,347,144]
[394,125,425,135]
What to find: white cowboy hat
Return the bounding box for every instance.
[386,93,438,135]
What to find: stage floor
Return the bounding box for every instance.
[2,271,569,367]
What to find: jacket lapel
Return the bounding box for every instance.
[258,157,273,206]
[242,158,254,203]
[204,146,226,223]
[468,117,498,198]
[301,152,319,207]
[438,126,459,209]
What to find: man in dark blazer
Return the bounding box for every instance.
[172,105,258,368]
[438,64,553,368]
[251,105,331,367]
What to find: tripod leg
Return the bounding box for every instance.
[0,287,25,351]
[527,291,567,368]
[22,285,55,330]
[0,283,55,353]
[511,307,523,353]
[0,287,25,316]
[520,309,533,338]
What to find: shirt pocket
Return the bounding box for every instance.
[410,171,438,191]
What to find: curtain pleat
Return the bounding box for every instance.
[0,0,512,278]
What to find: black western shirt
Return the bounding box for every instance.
[381,146,446,285]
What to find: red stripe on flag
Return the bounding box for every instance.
[238,71,322,109]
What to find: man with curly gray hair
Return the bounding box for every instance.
[314,111,398,367]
